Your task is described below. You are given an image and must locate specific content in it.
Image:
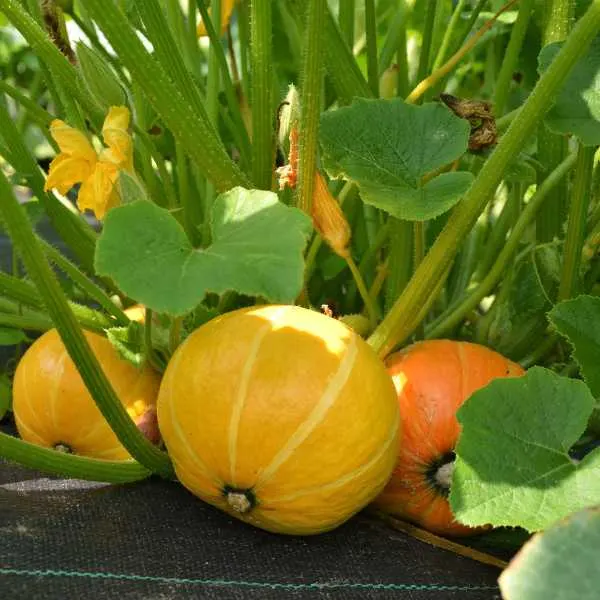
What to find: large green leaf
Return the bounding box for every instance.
[549,295,600,398]
[499,507,600,600]
[319,98,473,221]
[450,367,600,532]
[95,189,312,315]
[538,36,600,145]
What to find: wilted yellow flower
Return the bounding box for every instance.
[197,0,236,36]
[44,106,133,220]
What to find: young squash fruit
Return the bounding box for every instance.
[13,329,161,459]
[157,305,400,535]
[373,339,524,536]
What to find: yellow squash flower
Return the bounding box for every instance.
[197,0,236,36]
[44,106,133,220]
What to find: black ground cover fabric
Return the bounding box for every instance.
[1,458,502,600]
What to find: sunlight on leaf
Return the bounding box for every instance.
[319,98,473,220]
[95,188,312,315]
[450,367,600,532]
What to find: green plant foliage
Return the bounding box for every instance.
[319,98,473,220]
[0,374,11,420]
[538,36,600,145]
[499,507,600,600]
[450,367,600,532]
[549,295,600,397]
[105,323,144,368]
[95,188,312,315]
[0,327,27,345]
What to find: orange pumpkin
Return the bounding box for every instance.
[157,305,400,535]
[13,329,161,459]
[373,339,524,536]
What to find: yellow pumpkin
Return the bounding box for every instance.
[157,305,400,535]
[13,329,161,460]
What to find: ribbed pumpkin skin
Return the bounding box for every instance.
[157,305,400,535]
[13,329,161,460]
[373,339,524,536]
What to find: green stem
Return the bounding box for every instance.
[385,219,413,313]
[39,239,129,326]
[0,433,151,483]
[0,311,53,332]
[364,0,379,97]
[427,151,577,338]
[338,0,355,48]
[0,94,97,274]
[557,144,595,300]
[250,0,275,189]
[368,3,600,357]
[83,0,248,192]
[346,255,380,328]
[288,0,372,103]
[431,0,467,71]
[4,0,102,125]
[195,0,252,164]
[378,1,408,75]
[414,0,437,89]
[494,0,534,116]
[297,0,327,213]
[143,309,164,372]
[169,316,183,354]
[176,143,203,245]
[0,169,173,478]
[536,0,574,242]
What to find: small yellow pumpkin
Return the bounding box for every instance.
[157,305,400,535]
[13,329,161,460]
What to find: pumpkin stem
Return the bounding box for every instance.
[223,486,255,514]
[434,460,455,492]
[53,442,73,454]
[426,451,456,497]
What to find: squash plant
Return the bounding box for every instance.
[0,0,600,592]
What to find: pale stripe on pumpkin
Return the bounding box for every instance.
[228,305,291,486]
[254,335,359,490]
[264,410,400,505]
[49,349,67,436]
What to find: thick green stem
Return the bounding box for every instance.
[367,3,600,357]
[364,0,379,97]
[0,433,151,483]
[558,144,596,300]
[385,219,413,313]
[288,0,372,103]
[427,151,577,339]
[297,0,327,213]
[494,0,534,115]
[0,169,173,478]
[536,0,574,242]
[250,0,275,189]
[339,0,355,47]
[83,0,248,192]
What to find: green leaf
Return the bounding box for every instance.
[539,37,600,145]
[106,323,145,368]
[499,507,600,600]
[484,244,560,359]
[118,172,149,204]
[319,98,473,221]
[0,328,28,346]
[549,295,600,398]
[95,189,312,316]
[450,367,600,532]
[0,374,11,420]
